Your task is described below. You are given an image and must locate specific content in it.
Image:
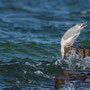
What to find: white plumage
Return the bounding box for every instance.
[61,22,87,59]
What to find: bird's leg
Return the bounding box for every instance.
[65,43,73,58]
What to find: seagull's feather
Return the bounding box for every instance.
[63,26,80,40]
[64,32,80,45]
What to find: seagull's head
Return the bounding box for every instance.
[75,22,87,30]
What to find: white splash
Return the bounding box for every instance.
[34,70,52,79]
[25,62,36,68]
[65,49,90,70]
[60,83,75,90]
[34,70,43,75]
[56,49,90,70]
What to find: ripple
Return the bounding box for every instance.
[0,0,89,89]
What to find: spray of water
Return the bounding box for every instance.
[55,49,90,70]
[54,49,90,90]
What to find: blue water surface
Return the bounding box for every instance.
[0,0,90,90]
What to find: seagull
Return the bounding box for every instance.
[61,22,87,59]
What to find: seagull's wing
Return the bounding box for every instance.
[63,22,87,40]
[63,26,80,40]
[64,32,80,45]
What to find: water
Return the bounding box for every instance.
[0,0,90,90]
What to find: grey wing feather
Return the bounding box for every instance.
[63,26,80,40]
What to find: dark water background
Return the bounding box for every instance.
[0,0,90,90]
